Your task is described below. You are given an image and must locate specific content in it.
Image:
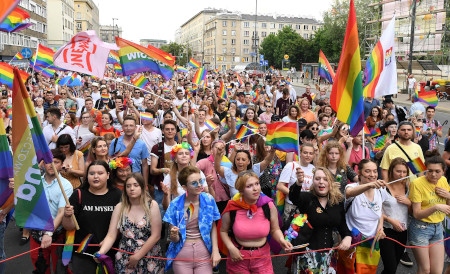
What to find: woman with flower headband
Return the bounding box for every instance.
[161,142,209,210]
[96,173,165,274]
[163,166,221,273]
[109,157,133,191]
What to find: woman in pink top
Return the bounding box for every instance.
[220,171,292,273]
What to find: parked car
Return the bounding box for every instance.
[247,70,265,78]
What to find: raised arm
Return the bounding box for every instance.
[97,203,122,255]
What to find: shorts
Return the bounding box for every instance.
[408,88,415,95]
[408,218,443,246]
[226,243,273,274]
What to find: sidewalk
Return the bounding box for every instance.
[290,81,450,114]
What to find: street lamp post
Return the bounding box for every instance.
[112,18,118,40]
[254,0,258,65]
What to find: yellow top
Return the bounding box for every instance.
[409,175,450,223]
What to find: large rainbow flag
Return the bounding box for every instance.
[363,16,397,98]
[415,90,438,107]
[0,62,28,88]
[107,51,120,64]
[0,6,32,33]
[116,37,174,80]
[318,50,335,83]
[0,0,20,26]
[0,115,13,211]
[265,122,299,155]
[193,68,207,86]
[12,67,54,231]
[30,44,58,70]
[330,0,364,137]
[188,58,201,68]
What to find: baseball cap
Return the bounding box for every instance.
[92,82,99,87]
[298,118,307,128]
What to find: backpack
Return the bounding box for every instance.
[150,141,165,189]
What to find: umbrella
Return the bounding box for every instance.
[67,77,82,87]
[57,75,72,86]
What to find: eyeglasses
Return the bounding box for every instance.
[60,93,66,95]
[189,178,205,188]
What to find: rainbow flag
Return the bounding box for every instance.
[0,115,14,211]
[218,81,226,99]
[31,44,56,69]
[235,117,243,131]
[62,230,75,266]
[12,68,54,231]
[13,51,24,60]
[372,135,388,153]
[330,0,364,137]
[193,68,207,86]
[79,142,90,157]
[176,66,189,73]
[0,0,20,25]
[407,157,427,174]
[34,65,56,78]
[235,72,244,87]
[116,37,174,80]
[415,126,422,136]
[76,233,93,253]
[204,119,218,130]
[364,125,381,138]
[140,112,153,121]
[0,62,13,89]
[113,63,122,75]
[146,43,176,67]
[236,125,256,140]
[318,50,335,83]
[0,6,31,33]
[220,155,232,169]
[275,187,286,215]
[246,120,259,130]
[416,90,438,107]
[189,58,201,68]
[265,122,299,155]
[101,94,109,101]
[132,75,149,89]
[181,128,189,137]
[107,51,120,64]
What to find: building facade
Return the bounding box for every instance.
[47,0,75,48]
[140,39,168,48]
[74,0,99,34]
[100,25,122,43]
[179,9,321,70]
[0,0,48,62]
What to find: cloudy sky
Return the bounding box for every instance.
[95,0,332,42]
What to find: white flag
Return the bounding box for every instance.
[363,16,397,98]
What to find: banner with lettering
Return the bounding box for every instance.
[53,30,119,78]
[11,68,54,231]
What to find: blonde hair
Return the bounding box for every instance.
[118,173,153,227]
[309,167,343,206]
[235,171,259,193]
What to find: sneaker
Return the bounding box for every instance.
[400,252,413,266]
[212,266,219,274]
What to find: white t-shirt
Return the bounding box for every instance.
[131,97,144,109]
[173,98,186,109]
[73,125,95,151]
[109,109,124,131]
[278,162,315,204]
[43,123,76,149]
[91,91,100,103]
[75,97,85,117]
[163,170,207,197]
[345,183,388,237]
[408,78,416,89]
[141,126,162,164]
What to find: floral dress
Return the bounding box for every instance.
[115,215,164,274]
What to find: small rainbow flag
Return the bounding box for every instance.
[218,81,226,99]
[140,112,153,121]
[76,233,93,253]
[189,58,201,68]
[415,126,422,136]
[34,65,56,78]
[181,128,189,137]
[107,51,120,64]
[416,90,438,107]
[31,44,56,69]
[113,63,122,75]
[407,157,427,174]
[246,120,259,130]
[235,117,243,131]
[176,66,189,73]
[318,50,335,84]
[266,122,299,155]
[193,68,207,86]
[220,155,232,169]
[204,119,218,130]
[0,62,13,88]
[0,6,31,33]
[364,126,381,138]
[101,94,109,101]
[13,51,24,60]
[235,125,256,140]
[62,230,75,266]
[235,73,244,87]
[132,75,149,89]
[372,135,388,152]
[275,187,286,215]
[79,142,90,156]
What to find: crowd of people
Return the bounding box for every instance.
[1,66,450,274]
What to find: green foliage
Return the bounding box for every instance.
[160,42,192,65]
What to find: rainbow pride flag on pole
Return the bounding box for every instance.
[0,62,28,89]
[189,58,201,68]
[12,67,54,231]
[0,0,21,24]
[31,44,57,69]
[407,157,427,174]
[193,68,207,86]
[0,6,31,33]
[318,50,335,84]
[415,90,438,107]
[218,81,226,99]
[204,119,218,131]
[265,122,299,155]
[132,74,149,89]
[0,115,14,211]
[330,0,364,137]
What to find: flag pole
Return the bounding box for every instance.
[31,43,39,77]
[362,122,366,159]
[8,55,16,65]
[51,163,80,230]
[106,77,166,101]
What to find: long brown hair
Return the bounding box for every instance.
[118,173,153,226]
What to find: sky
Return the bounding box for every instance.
[95,0,333,43]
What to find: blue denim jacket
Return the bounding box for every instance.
[163,192,220,270]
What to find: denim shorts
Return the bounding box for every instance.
[408,218,443,246]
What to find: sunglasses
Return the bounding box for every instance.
[189,178,205,188]
[310,127,318,130]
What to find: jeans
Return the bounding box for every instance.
[409,218,443,246]
[0,221,6,274]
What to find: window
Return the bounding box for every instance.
[30,4,36,13]
[231,30,236,36]
[222,21,227,27]
[222,38,227,45]
[223,56,226,62]
[296,25,301,29]
[312,26,317,30]
[243,57,249,62]
[261,31,267,37]
[222,48,227,54]
[304,25,309,30]
[231,39,236,45]
[222,30,227,35]
[244,31,249,37]
[270,23,275,29]
[244,22,250,28]
[270,32,275,35]
[231,48,236,53]
[243,48,250,54]
[304,34,309,39]
[279,24,284,29]
[243,39,249,45]
[76,12,81,19]
[232,21,236,27]
[262,23,267,28]
[77,22,82,30]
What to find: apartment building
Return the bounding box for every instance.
[74,0,100,34]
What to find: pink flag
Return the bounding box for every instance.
[53,30,119,78]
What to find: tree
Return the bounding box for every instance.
[160,42,192,65]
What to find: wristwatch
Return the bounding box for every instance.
[44,231,53,237]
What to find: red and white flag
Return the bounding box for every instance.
[53,30,119,78]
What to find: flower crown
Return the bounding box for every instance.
[109,157,133,170]
[170,142,194,160]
